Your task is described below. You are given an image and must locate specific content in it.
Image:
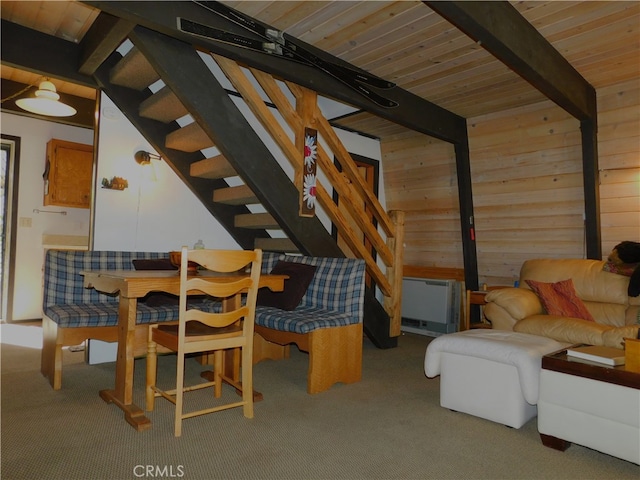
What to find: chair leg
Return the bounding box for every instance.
[241,345,254,419]
[145,332,157,412]
[213,350,223,398]
[174,351,186,437]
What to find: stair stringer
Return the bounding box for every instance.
[93,52,265,250]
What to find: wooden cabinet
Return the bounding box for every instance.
[44,139,93,209]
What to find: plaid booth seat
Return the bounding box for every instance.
[255,252,366,333]
[43,250,220,327]
[41,249,218,390]
[253,252,366,394]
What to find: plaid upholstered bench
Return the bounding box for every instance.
[253,252,366,394]
[41,249,217,390]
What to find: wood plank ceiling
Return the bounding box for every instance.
[1,1,638,140]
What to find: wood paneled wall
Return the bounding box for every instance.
[382,132,464,271]
[382,78,639,287]
[598,79,640,254]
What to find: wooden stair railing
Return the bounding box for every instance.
[212,54,405,334]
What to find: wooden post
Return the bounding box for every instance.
[384,210,405,337]
[295,89,317,217]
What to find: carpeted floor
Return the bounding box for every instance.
[1,322,638,480]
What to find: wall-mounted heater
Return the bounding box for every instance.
[400,277,461,337]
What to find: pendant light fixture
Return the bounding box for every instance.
[15,78,77,117]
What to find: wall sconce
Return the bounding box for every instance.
[15,78,77,117]
[134,150,162,165]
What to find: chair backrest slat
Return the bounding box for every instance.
[178,246,262,335]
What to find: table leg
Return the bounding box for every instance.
[99,296,151,431]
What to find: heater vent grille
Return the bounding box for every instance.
[400,277,461,337]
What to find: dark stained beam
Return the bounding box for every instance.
[581,119,602,259]
[425,1,597,121]
[1,20,96,88]
[454,137,479,294]
[84,1,467,144]
[79,12,134,75]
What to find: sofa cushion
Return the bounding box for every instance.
[45,302,179,328]
[132,258,177,271]
[45,298,221,328]
[520,259,630,306]
[280,255,366,320]
[257,261,317,311]
[255,305,358,334]
[485,288,544,321]
[133,257,181,306]
[526,278,595,322]
[514,315,611,346]
[602,325,640,349]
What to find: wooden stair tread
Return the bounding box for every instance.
[213,185,258,205]
[235,212,278,229]
[165,123,213,152]
[190,154,236,179]
[139,86,188,123]
[110,47,159,91]
[254,237,298,253]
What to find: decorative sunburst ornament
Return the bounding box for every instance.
[304,133,317,169]
[303,173,317,210]
[300,128,318,217]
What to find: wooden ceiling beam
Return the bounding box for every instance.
[83,0,467,144]
[79,12,134,76]
[426,1,600,259]
[0,20,97,89]
[426,1,597,121]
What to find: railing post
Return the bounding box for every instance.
[384,210,405,337]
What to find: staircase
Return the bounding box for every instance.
[92,26,402,348]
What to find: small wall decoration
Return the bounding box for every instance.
[101,176,128,190]
[300,127,317,217]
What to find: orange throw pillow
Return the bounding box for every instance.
[525,278,595,322]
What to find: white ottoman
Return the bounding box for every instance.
[424,330,569,428]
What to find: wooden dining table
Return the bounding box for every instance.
[81,269,287,431]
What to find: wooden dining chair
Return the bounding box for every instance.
[145,246,262,436]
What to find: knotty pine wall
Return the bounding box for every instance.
[382,78,639,287]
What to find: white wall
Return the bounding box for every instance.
[93,94,239,252]
[1,112,94,321]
